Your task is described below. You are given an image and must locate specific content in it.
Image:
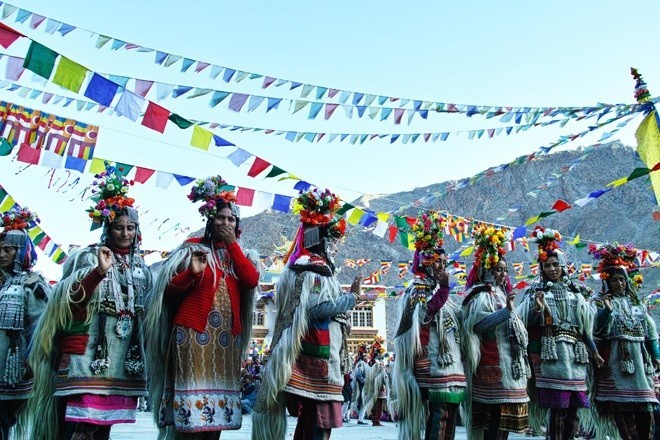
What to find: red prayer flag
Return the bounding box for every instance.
[0,23,24,49]
[247,157,271,177]
[551,199,571,212]
[141,101,169,133]
[16,144,41,165]
[37,236,51,251]
[134,167,156,184]
[388,225,398,243]
[235,187,255,206]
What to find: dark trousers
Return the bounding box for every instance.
[612,409,654,440]
[547,408,578,440]
[426,402,458,440]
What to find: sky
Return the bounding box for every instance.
[0,0,659,279]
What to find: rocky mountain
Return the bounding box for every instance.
[239,141,658,286]
[234,141,659,347]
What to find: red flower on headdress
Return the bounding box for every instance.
[2,207,37,232]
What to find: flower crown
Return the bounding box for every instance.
[297,188,341,224]
[412,211,447,264]
[529,226,562,262]
[472,224,508,270]
[87,162,134,226]
[588,243,642,286]
[2,206,37,232]
[188,175,237,218]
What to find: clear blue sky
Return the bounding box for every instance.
[1,0,658,278]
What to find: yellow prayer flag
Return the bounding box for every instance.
[278,173,301,182]
[407,234,416,250]
[291,200,303,214]
[347,208,365,225]
[525,215,541,226]
[28,226,43,240]
[606,177,629,188]
[0,196,15,212]
[52,56,88,93]
[377,212,389,222]
[190,125,212,151]
[635,109,660,203]
[570,234,581,245]
[88,157,106,174]
[460,245,475,257]
[51,248,63,262]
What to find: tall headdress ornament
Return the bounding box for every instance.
[588,242,643,291]
[466,224,509,288]
[188,175,239,219]
[1,206,38,271]
[283,188,346,265]
[86,162,136,231]
[411,210,446,276]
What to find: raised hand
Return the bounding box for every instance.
[534,290,545,311]
[350,276,363,295]
[506,293,516,311]
[216,224,237,245]
[190,250,208,275]
[435,270,449,287]
[603,294,613,312]
[97,246,114,275]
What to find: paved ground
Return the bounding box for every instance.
[110,411,540,439]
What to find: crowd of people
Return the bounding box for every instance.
[0,164,658,440]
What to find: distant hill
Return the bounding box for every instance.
[224,141,660,347]
[238,141,658,287]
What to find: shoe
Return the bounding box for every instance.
[357,421,367,425]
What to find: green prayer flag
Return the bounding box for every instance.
[0,137,13,156]
[168,113,193,129]
[23,41,58,79]
[336,203,354,216]
[0,186,7,203]
[627,167,651,181]
[574,242,588,249]
[31,230,46,245]
[52,56,88,93]
[114,162,134,177]
[394,215,410,231]
[265,166,286,178]
[399,230,409,247]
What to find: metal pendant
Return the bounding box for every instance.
[115,313,133,339]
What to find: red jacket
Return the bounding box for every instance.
[167,239,259,334]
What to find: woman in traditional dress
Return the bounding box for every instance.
[29,163,151,440]
[589,243,659,439]
[392,211,466,440]
[0,207,49,440]
[252,188,359,440]
[462,225,529,440]
[518,226,603,440]
[147,175,260,439]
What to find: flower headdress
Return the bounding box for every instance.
[86,162,135,230]
[2,206,37,232]
[529,226,562,263]
[369,335,386,364]
[188,175,238,218]
[588,242,642,288]
[283,188,346,264]
[411,211,447,275]
[466,224,509,288]
[1,207,38,271]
